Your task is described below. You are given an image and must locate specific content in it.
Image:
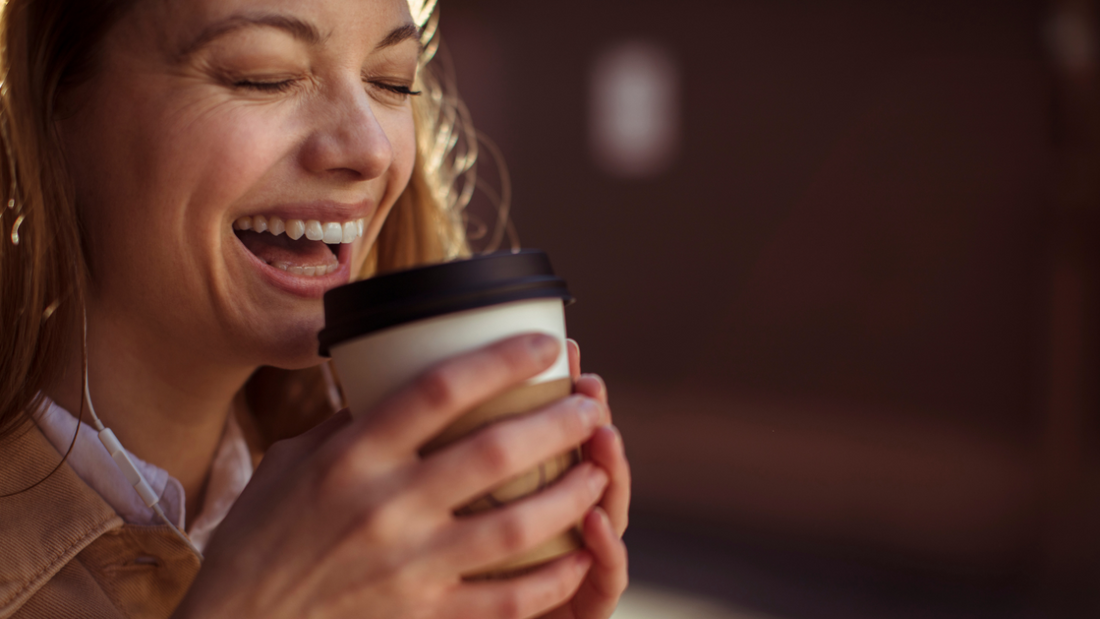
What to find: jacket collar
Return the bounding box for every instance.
[0,423,123,616]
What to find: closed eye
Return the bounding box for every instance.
[371,82,421,97]
[233,78,298,93]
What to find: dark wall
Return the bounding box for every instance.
[444,0,1051,436]
[441,1,1100,601]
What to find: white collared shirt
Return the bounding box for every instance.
[34,397,254,552]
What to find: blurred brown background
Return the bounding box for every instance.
[442,0,1100,616]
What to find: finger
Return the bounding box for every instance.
[438,462,608,575]
[348,334,561,457]
[577,507,629,606]
[416,395,609,510]
[574,374,608,407]
[567,339,581,380]
[447,552,592,619]
[574,377,607,466]
[586,425,630,537]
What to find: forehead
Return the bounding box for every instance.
[144,0,415,53]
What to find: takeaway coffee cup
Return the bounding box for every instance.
[318,250,579,576]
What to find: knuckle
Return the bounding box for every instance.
[345,503,415,565]
[361,500,406,541]
[476,431,518,475]
[495,589,525,619]
[496,513,533,554]
[416,367,460,411]
[315,448,367,495]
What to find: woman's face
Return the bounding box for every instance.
[60,0,420,369]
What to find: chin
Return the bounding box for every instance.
[243,320,330,371]
[269,352,330,372]
[266,339,331,371]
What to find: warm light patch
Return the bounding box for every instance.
[589,41,680,178]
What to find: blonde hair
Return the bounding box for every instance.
[0,0,478,443]
[364,5,473,276]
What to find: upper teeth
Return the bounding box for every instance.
[233,215,365,244]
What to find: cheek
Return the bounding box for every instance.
[64,82,302,296]
[350,108,417,273]
[375,108,418,215]
[166,107,300,220]
[386,109,418,193]
[67,86,282,218]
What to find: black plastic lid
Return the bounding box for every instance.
[318,249,573,356]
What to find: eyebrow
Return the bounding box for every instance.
[375,23,421,51]
[179,14,323,58]
[179,14,421,59]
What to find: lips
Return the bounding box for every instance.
[233,214,365,277]
[230,205,371,297]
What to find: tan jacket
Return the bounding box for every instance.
[1,367,335,617]
[0,425,200,618]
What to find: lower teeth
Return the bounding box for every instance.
[272,262,339,276]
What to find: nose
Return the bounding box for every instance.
[299,79,394,181]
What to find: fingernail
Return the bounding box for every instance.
[575,551,593,574]
[588,468,609,495]
[594,506,611,529]
[610,424,623,449]
[530,333,559,362]
[578,397,601,426]
[579,374,606,399]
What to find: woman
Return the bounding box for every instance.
[0,0,630,617]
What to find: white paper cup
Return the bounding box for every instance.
[319,250,580,576]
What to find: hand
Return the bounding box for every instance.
[539,339,631,619]
[172,334,612,619]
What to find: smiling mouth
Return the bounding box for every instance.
[233,215,365,277]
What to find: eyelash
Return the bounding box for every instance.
[233,79,297,93]
[375,83,422,97]
[232,79,422,98]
